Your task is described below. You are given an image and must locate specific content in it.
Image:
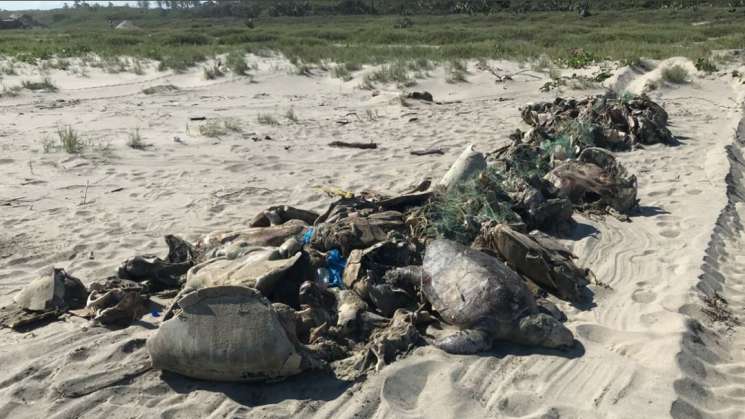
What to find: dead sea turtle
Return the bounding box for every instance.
[546,147,637,214]
[477,224,590,303]
[1,268,88,331]
[422,240,574,354]
[14,268,88,312]
[199,220,308,252]
[148,286,322,382]
[162,250,307,319]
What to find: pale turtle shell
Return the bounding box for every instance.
[147,286,304,382]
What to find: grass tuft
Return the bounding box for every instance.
[203,62,224,80]
[57,126,84,154]
[285,108,299,123]
[366,109,379,121]
[199,118,242,137]
[127,128,147,150]
[142,84,179,95]
[22,77,58,92]
[661,65,689,84]
[257,113,280,126]
[1,84,22,98]
[227,51,249,75]
[446,60,468,83]
[333,63,358,81]
[695,57,718,73]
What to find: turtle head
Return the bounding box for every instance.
[514,313,574,349]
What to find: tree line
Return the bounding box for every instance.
[66,0,745,17]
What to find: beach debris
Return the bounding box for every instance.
[475,224,590,303]
[406,91,433,102]
[199,219,308,254]
[422,239,574,354]
[410,148,445,156]
[14,268,88,312]
[249,205,319,227]
[358,309,423,372]
[0,269,87,331]
[148,286,322,382]
[82,279,150,327]
[181,251,307,309]
[6,93,678,386]
[328,141,378,149]
[546,147,638,214]
[520,94,675,151]
[118,235,197,290]
[437,144,487,191]
[343,239,420,316]
[310,210,406,257]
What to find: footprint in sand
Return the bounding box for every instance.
[632,289,657,304]
[660,229,681,238]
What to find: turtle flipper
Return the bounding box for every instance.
[434,329,491,355]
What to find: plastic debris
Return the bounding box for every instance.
[325,249,346,288]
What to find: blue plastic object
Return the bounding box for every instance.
[302,227,315,245]
[325,249,346,288]
[151,309,161,318]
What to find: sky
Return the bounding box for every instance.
[0,1,138,11]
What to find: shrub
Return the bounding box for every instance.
[446,60,468,83]
[203,63,224,80]
[21,77,58,92]
[661,65,688,84]
[695,57,717,73]
[257,113,279,126]
[227,51,249,75]
[563,48,598,69]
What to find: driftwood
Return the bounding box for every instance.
[329,141,378,150]
[410,148,444,156]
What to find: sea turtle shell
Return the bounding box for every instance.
[147,286,307,382]
[422,239,537,330]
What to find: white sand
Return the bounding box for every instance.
[1,55,744,418]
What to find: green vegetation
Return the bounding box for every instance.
[0,5,741,73]
[365,109,379,121]
[332,62,361,81]
[203,62,224,79]
[198,118,242,137]
[142,84,179,94]
[53,126,83,154]
[661,65,689,84]
[285,108,299,123]
[446,59,469,83]
[363,62,415,88]
[21,77,58,92]
[226,51,249,75]
[131,58,145,75]
[695,57,718,73]
[0,85,22,98]
[257,113,279,126]
[127,128,147,150]
[1,61,18,75]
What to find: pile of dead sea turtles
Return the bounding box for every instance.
[0,92,676,383]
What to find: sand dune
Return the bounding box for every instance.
[1,55,744,418]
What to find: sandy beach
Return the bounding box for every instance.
[1,54,744,418]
